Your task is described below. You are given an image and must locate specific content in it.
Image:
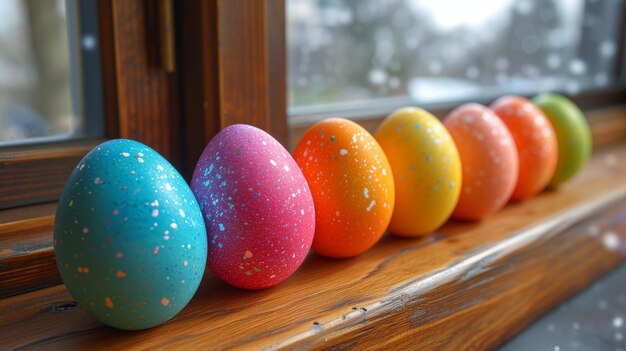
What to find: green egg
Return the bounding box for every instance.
[532,93,592,187]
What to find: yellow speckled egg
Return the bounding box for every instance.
[375,107,462,237]
[293,118,395,258]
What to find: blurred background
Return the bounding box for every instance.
[0,0,72,144]
[1,0,623,144]
[0,0,102,146]
[287,0,626,123]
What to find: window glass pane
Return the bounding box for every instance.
[287,0,625,119]
[0,0,103,146]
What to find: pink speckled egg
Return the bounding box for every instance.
[444,104,519,220]
[191,125,315,289]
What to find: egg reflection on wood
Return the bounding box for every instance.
[444,104,519,220]
[375,107,462,237]
[191,125,315,289]
[53,139,207,330]
[293,118,394,258]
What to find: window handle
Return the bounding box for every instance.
[157,0,176,72]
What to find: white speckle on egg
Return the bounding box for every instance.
[137,158,144,163]
[152,209,159,217]
[366,200,376,212]
[363,187,369,198]
[301,209,305,215]
[614,316,623,328]
[151,200,159,206]
[284,165,290,172]
[170,223,178,230]
[157,165,164,171]
[179,209,186,218]
[69,200,73,207]
[339,149,348,156]
[121,152,130,157]
[165,183,173,191]
[270,159,277,167]
[94,177,102,184]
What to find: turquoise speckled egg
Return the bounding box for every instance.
[53,139,207,330]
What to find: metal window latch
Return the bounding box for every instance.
[157,0,176,72]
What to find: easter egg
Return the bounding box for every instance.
[444,104,518,220]
[490,96,558,200]
[293,118,394,258]
[53,139,207,330]
[532,93,592,186]
[375,107,461,236]
[191,125,315,289]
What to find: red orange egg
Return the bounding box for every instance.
[293,118,395,258]
[444,104,518,220]
[490,96,558,200]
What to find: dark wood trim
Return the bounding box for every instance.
[613,1,626,80]
[0,215,57,298]
[177,0,221,177]
[97,0,120,139]
[1,141,625,348]
[178,0,287,177]
[0,139,104,210]
[106,0,182,165]
[216,0,287,144]
[0,0,184,210]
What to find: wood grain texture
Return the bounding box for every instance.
[177,0,221,177]
[178,0,287,175]
[216,0,287,145]
[1,142,625,350]
[105,0,181,164]
[0,140,102,210]
[0,216,57,298]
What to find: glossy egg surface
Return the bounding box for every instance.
[375,107,461,236]
[532,93,592,186]
[444,104,518,220]
[54,139,207,330]
[191,125,315,289]
[293,118,394,258]
[491,96,558,200]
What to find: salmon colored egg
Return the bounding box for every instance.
[293,118,395,258]
[375,107,462,237]
[532,93,592,187]
[490,96,558,200]
[444,103,518,220]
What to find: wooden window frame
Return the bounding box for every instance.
[1,0,626,299]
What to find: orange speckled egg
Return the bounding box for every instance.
[444,104,518,220]
[293,118,395,258]
[490,96,558,200]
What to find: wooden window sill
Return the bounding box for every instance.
[1,140,625,349]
